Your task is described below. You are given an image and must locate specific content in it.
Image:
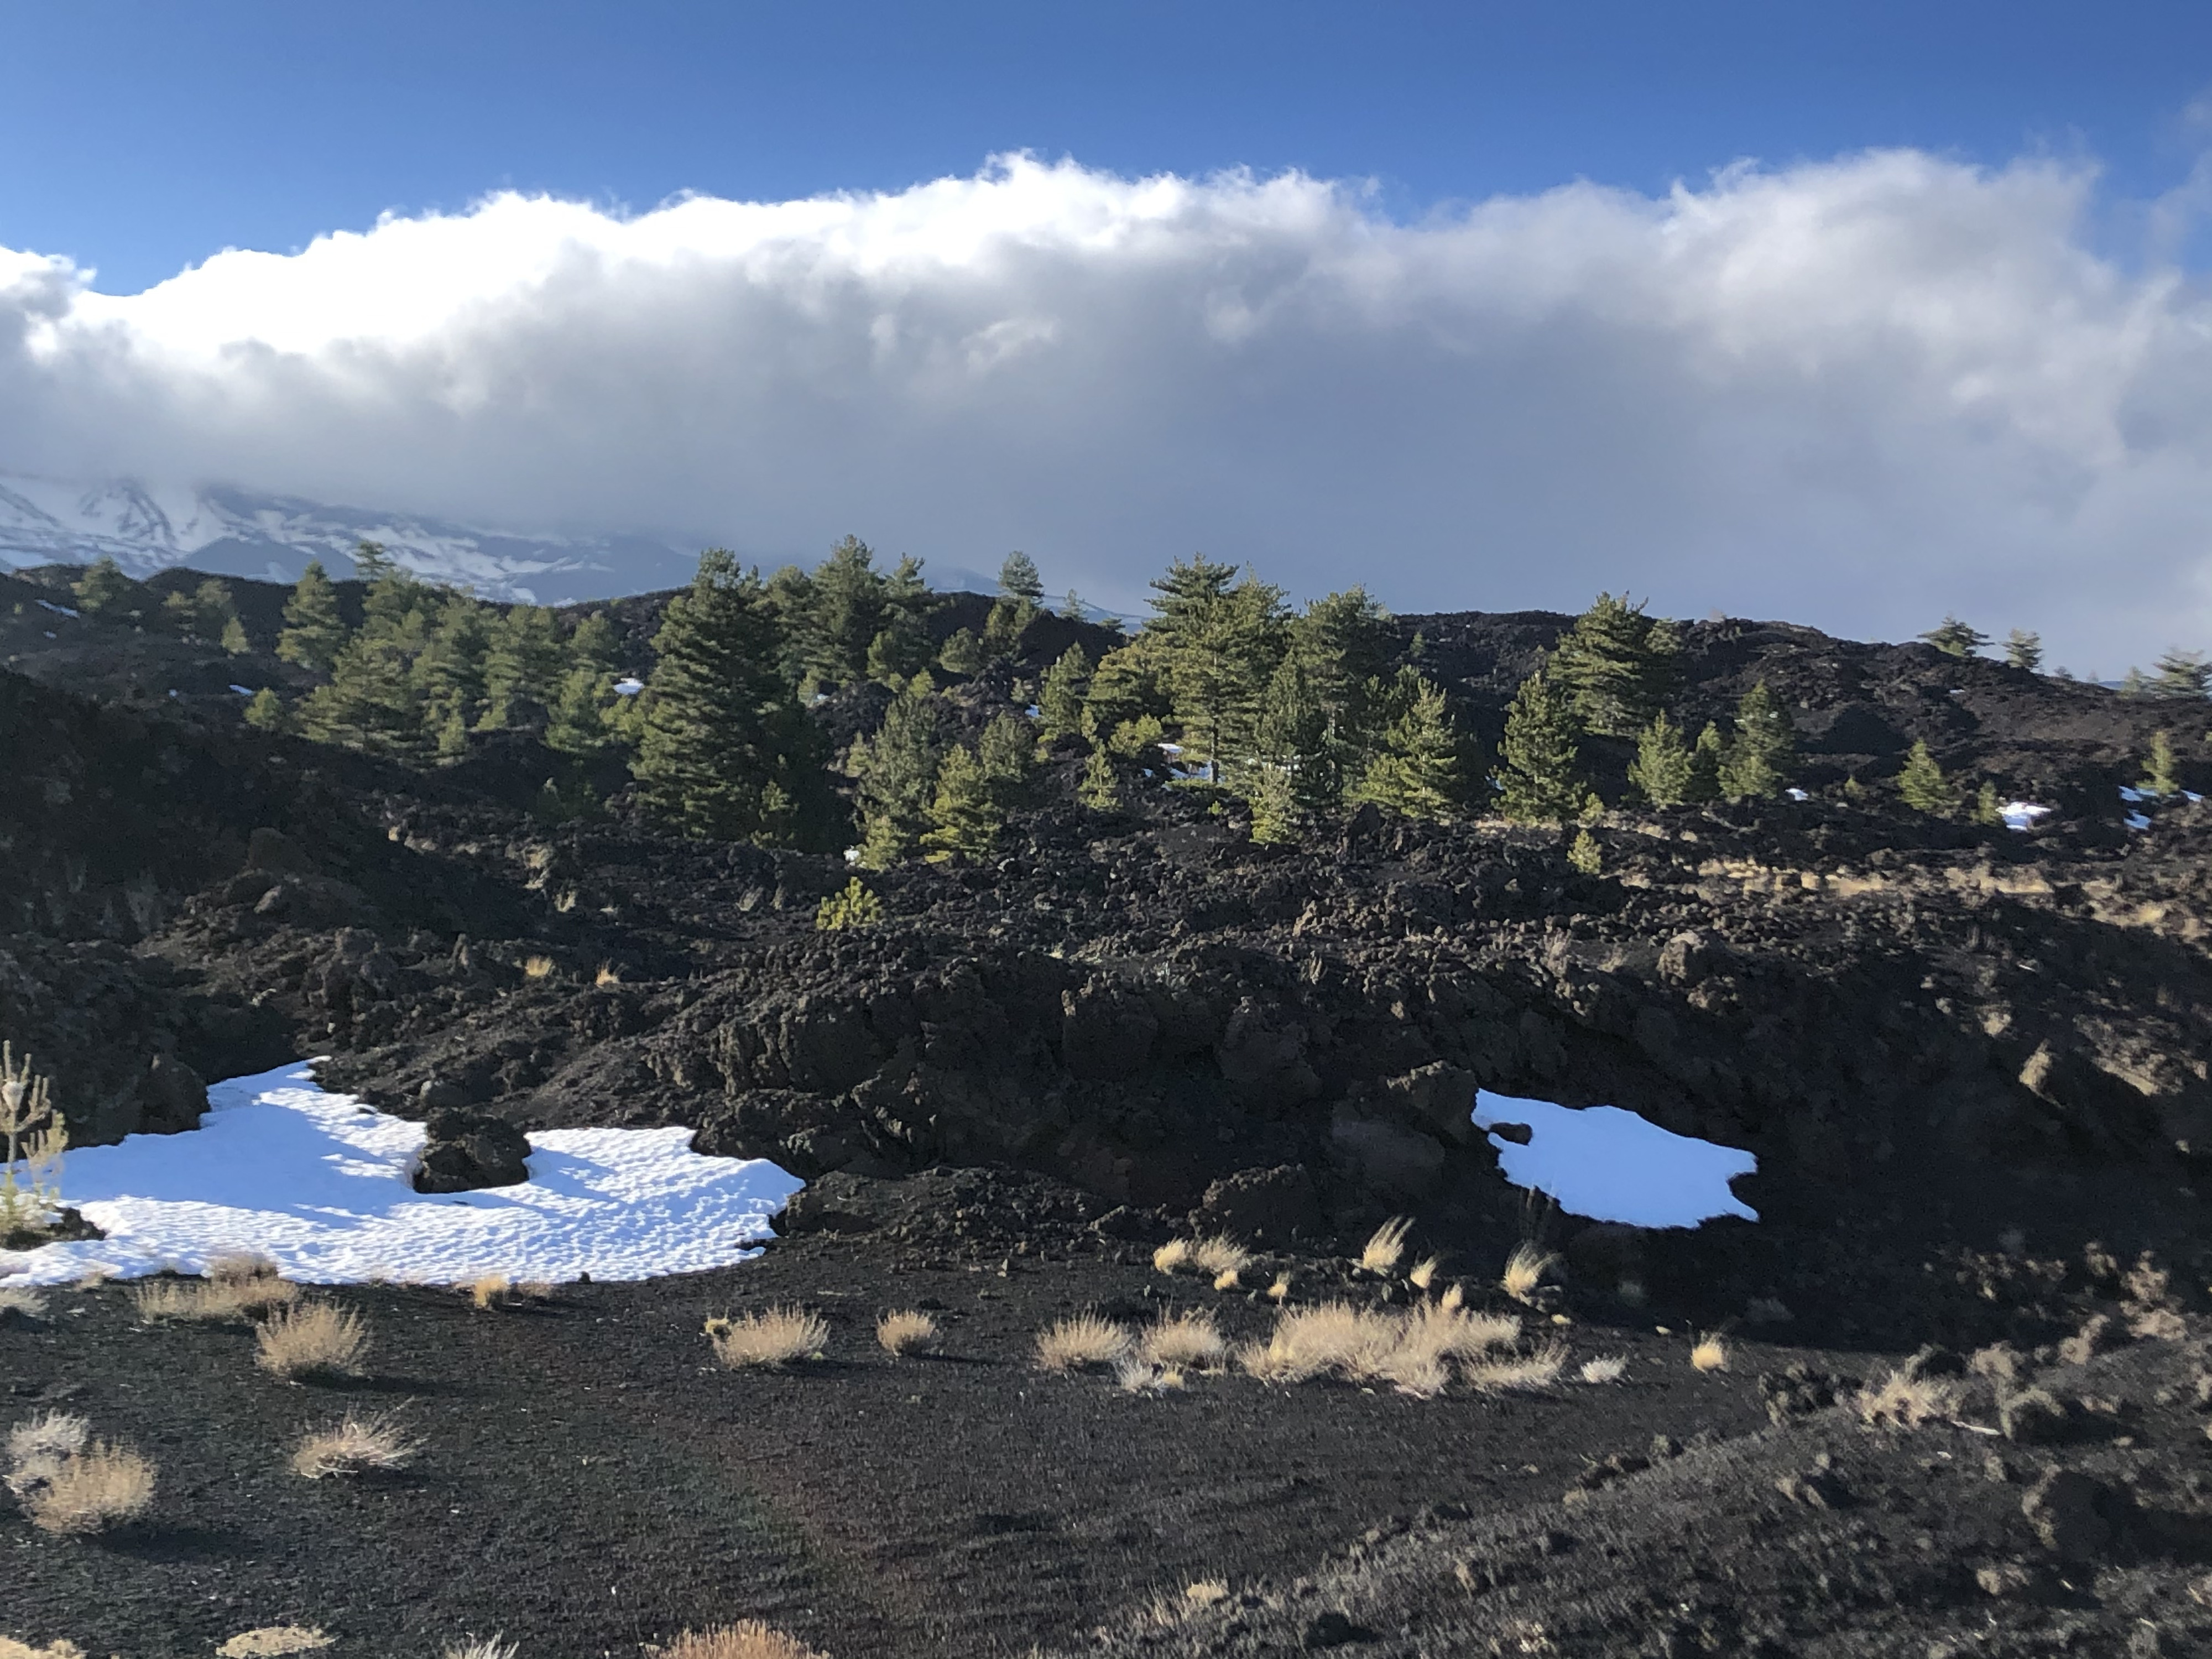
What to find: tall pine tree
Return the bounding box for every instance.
[1494,666,1588,822]
[849,674,943,869]
[1719,681,1794,800]
[1354,669,1464,821]
[1627,710,1693,806]
[1551,593,1681,737]
[277,561,349,674]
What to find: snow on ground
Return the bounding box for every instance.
[0,1062,802,1287]
[1471,1089,1758,1228]
[2000,801,2052,831]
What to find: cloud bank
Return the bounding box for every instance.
[2,151,2208,665]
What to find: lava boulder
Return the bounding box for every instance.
[413,1107,533,1193]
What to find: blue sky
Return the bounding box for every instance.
[3,2,2211,661]
[8,0,2212,293]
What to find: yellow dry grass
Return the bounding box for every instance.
[1139,1310,1228,1371]
[521,955,556,980]
[1185,1579,1230,1606]
[1151,1238,1191,1274]
[1238,1299,1531,1397]
[1462,1342,1568,1392]
[0,1640,87,1659]
[467,1272,511,1311]
[1114,1354,1188,1394]
[1689,1333,1729,1373]
[1501,1244,1558,1303]
[655,1621,827,1659]
[1578,1355,1629,1385]
[207,1250,280,1284]
[1438,1281,1464,1313]
[594,962,622,987]
[0,1286,45,1320]
[1358,1217,1412,1275]
[1034,1312,1132,1373]
[6,1410,87,1474]
[875,1310,937,1356]
[705,1307,830,1369]
[1408,1255,1441,1292]
[1211,1268,1241,1291]
[441,1641,517,1659]
[216,1627,333,1657]
[1266,1272,1291,1303]
[1189,1235,1251,1277]
[290,1411,419,1479]
[19,1441,155,1535]
[254,1302,367,1381]
[131,1272,299,1324]
[1855,1368,1961,1430]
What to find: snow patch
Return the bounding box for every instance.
[2000,800,2052,831]
[613,676,644,696]
[0,1062,801,1287]
[1471,1089,1757,1228]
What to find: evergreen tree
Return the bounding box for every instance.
[849,675,943,869]
[542,612,623,756]
[804,536,891,690]
[1248,765,1302,845]
[2004,629,2043,672]
[350,540,397,582]
[220,614,251,655]
[2140,731,2180,797]
[939,627,986,675]
[632,550,832,847]
[1551,592,1681,737]
[1685,722,1725,804]
[1082,642,1165,737]
[1288,586,1394,791]
[1142,555,1286,781]
[278,561,349,674]
[2148,649,2211,700]
[983,592,1037,655]
[1060,589,1088,622]
[1896,740,1953,814]
[1251,652,1334,808]
[412,591,491,732]
[72,555,138,618]
[998,551,1045,605]
[479,606,566,728]
[1038,645,1093,741]
[1354,669,1463,821]
[1627,710,1693,806]
[1077,745,1121,811]
[1719,681,1794,799]
[1567,828,1602,876]
[1974,781,2003,825]
[161,578,236,641]
[242,687,291,733]
[977,711,1036,801]
[301,614,430,756]
[867,609,933,685]
[1493,667,1587,822]
[1920,616,1989,658]
[920,745,1001,863]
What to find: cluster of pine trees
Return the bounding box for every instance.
[72,556,252,653]
[1491,594,1796,821]
[246,544,629,763]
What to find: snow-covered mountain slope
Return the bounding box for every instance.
[0,474,698,603]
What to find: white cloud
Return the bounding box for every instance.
[2,150,2209,665]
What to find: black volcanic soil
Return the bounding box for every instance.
[5,567,2212,1656]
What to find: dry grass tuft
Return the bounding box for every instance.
[521,954,556,980]
[6,1411,88,1474]
[17,1440,155,1535]
[290,1410,419,1479]
[655,1620,827,1659]
[875,1310,938,1357]
[1266,1272,1291,1303]
[1185,1579,1230,1606]
[1139,1310,1228,1371]
[1211,1268,1241,1291]
[705,1307,830,1369]
[216,1627,334,1657]
[1359,1217,1413,1275]
[1438,1281,1464,1313]
[0,1285,46,1321]
[254,1302,367,1381]
[207,1250,281,1284]
[1463,1341,1567,1392]
[1689,1333,1729,1374]
[1114,1355,1187,1395]
[594,962,622,988]
[467,1272,511,1311]
[1189,1235,1251,1278]
[1502,1244,1558,1303]
[441,1641,517,1659]
[1579,1355,1629,1385]
[1239,1302,1401,1385]
[1855,1368,1962,1430]
[132,1269,298,1325]
[515,1280,555,1302]
[1151,1238,1191,1274]
[0,1639,88,1659]
[1035,1312,1132,1373]
[1408,1255,1442,1292]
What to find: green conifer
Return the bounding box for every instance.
[72,555,138,618]
[546,613,622,756]
[1920,616,1989,658]
[1248,765,1302,845]
[412,592,490,732]
[849,674,943,869]
[804,536,891,689]
[1251,653,1333,808]
[1897,740,1953,814]
[1627,709,1693,806]
[2140,730,2180,797]
[1355,669,1463,821]
[1974,781,2003,825]
[1038,645,1093,742]
[1493,667,1587,822]
[2004,629,2043,672]
[2148,650,2211,701]
[242,687,291,733]
[920,745,1001,863]
[278,561,349,674]
[1552,593,1681,737]
[977,712,1036,801]
[999,551,1045,604]
[632,550,833,847]
[1719,681,1794,799]
[1567,828,1602,876]
[939,627,986,676]
[350,540,397,582]
[301,618,430,755]
[479,606,566,728]
[1077,745,1121,811]
[220,614,251,655]
[1686,722,1725,804]
[1142,556,1285,782]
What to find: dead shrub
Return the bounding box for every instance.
[1578,1355,1628,1385]
[1689,1333,1729,1373]
[655,1621,827,1659]
[0,1285,46,1322]
[1189,1235,1251,1279]
[216,1627,333,1657]
[441,1641,517,1659]
[467,1272,512,1311]
[521,954,556,980]
[1139,1310,1228,1371]
[207,1251,280,1284]
[1856,1368,1961,1430]
[0,1639,88,1659]
[1035,1312,1132,1373]
[1502,1244,1558,1303]
[7,1411,88,1480]
[290,1410,419,1479]
[255,1302,367,1381]
[1114,1355,1187,1395]
[1408,1255,1441,1291]
[1238,1302,1400,1385]
[19,1441,155,1535]
[1151,1238,1191,1274]
[1359,1217,1412,1275]
[133,1271,297,1325]
[875,1310,937,1356]
[705,1307,828,1369]
[1463,1342,1567,1392]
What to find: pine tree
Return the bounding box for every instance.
[278,561,349,674]
[1077,745,1121,811]
[1142,556,1285,782]
[850,674,943,869]
[1082,643,1164,737]
[2004,629,2043,672]
[546,612,622,756]
[983,594,1037,655]
[1038,645,1093,742]
[2140,731,2180,797]
[1248,765,1302,845]
[1060,589,1088,622]
[301,618,430,756]
[1493,667,1586,823]
[867,611,933,685]
[479,606,567,728]
[1627,710,1693,806]
[1552,593,1681,737]
[920,745,1002,863]
[632,550,833,847]
[1252,652,1334,809]
[1974,781,2003,825]
[978,712,1036,800]
[998,551,1045,605]
[939,627,986,676]
[1567,828,1602,876]
[1686,722,1724,804]
[1897,740,1953,814]
[72,555,138,618]
[805,536,891,690]
[413,591,491,733]
[242,687,291,733]
[1920,616,1989,658]
[220,614,251,655]
[1355,669,1463,821]
[350,540,397,582]
[1719,681,1794,799]
[1288,587,1394,792]
[2148,649,2211,700]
